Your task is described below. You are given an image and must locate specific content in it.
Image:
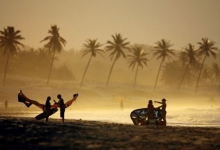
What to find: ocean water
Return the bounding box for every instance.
[2,107,220,127]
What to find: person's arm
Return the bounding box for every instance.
[154,101,162,104]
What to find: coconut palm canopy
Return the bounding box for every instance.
[82,39,104,58]
[197,38,219,58]
[106,33,130,61]
[180,44,198,65]
[40,25,66,53]
[153,39,176,61]
[127,46,149,70]
[0,26,24,55]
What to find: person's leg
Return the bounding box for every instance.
[46,116,48,122]
[60,109,64,123]
[162,112,166,125]
[62,109,65,123]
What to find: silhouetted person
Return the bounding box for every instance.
[5,100,8,109]
[147,100,155,119]
[57,94,65,123]
[147,100,155,111]
[120,99,124,110]
[45,96,51,122]
[155,98,167,125]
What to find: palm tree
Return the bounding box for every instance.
[80,39,104,88]
[127,46,149,89]
[40,25,66,85]
[152,39,175,90]
[195,38,219,93]
[0,26,24,87]
[105,33,130,87]
[178,44,197,90]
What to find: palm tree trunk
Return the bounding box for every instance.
[106,59,117,87]
[178,63,190,91]
[133,65,139,89]
[195,55,206,93]
[3,51,10,87]
[80,55,92,88]
[47,52,55,85]
[153,59,163,90]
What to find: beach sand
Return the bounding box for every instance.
[0,116,220,150]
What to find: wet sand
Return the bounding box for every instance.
[0,116,220,150]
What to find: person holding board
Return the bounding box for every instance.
[45,96,51,122]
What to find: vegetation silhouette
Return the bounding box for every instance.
[0,25,220,92]
[210,62,220,91]
[40,25,66,85]
[152,39,175,90]
[105,33,130,87]
[80,39,104,88]
[195,38,219,93]
[0,26,24,87]
[127,46,149,89]
[178,44,198,91]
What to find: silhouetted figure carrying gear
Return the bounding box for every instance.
[45,96,51,122]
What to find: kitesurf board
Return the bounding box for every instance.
[130,108,148,125]
[130,108,162,125]
[35,108,58,120]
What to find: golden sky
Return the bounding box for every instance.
[1,0,220,50]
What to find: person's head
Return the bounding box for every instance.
[57,94,61,99]
[47,96,51,101]
[162,98,166,103]
[149,100,153,104]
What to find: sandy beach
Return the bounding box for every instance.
[0,116,220,150]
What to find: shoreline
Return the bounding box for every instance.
[1,109,220,128]
[1,116,220,150]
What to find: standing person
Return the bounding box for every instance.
[147,100,155,119]
[120,99,124,111]
[57,94,65,123]
[45,96,51,122]
[147,100,155,111]
[154,98,167,125]
[5,100,8,109]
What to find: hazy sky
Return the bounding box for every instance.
[1,0,220,51]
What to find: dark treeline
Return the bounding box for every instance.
[0,47,74,81]
[0,44,219,90]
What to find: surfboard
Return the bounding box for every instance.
[130,108,162,126]
[35,108,58,120]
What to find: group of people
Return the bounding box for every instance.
[44,94,65,123]
[147,98,167,125]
